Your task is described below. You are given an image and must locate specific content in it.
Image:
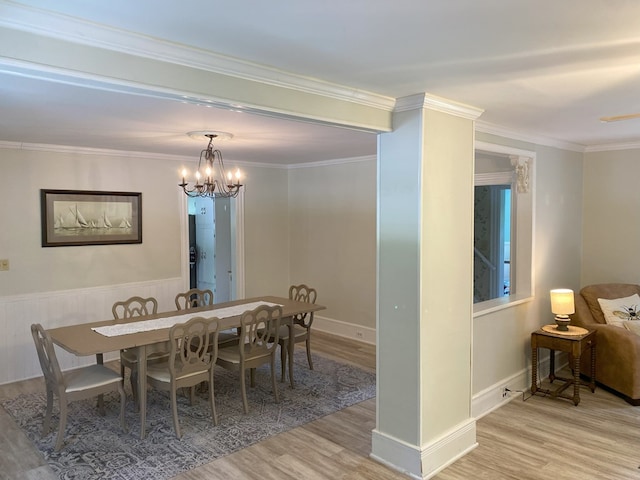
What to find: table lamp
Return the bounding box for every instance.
[550,288,574,331]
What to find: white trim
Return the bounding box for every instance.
[286,154,376,169]
[0,2,395,112]
[313,315,376,345]
[371,419,477,479]
[0,139,376,169]
[395,93,484,120]
[585,140,640,152]
[476,121,585,153]
[474,171,514,186]
[473,142,536,315]
[234,190,246,299]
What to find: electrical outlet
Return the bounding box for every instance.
[502,387,509,398]
[355,330,364,339]
[0,259,9,271]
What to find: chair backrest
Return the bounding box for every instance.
[30,323,65,391]
[169,316,219,378]
[175,288,214,310]
[289,284,317,327]
[112,296,158,320]
[239,304,282,359]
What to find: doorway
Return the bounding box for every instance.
[187,196,236,303]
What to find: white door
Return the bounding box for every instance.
[190,196,235,303]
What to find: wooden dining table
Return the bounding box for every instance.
[47,295,325,438]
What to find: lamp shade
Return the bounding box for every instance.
[550,288,575,316]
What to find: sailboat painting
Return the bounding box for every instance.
[41,189,142,247]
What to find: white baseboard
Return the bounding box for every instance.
[371,419,477,479]
[471,350,566,419]
[313,314,376,344]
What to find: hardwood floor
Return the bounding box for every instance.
[1,331,638,479]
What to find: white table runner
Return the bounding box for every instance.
[92,301,281,337]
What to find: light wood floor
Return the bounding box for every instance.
[1,332,639,479]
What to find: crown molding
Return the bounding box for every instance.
[584,140,640,152]
[395,93,484,120]
[0,140,372,169]
[475,120,586,153]
[0,1,395,112]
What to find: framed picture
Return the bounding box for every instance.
[40,189,142,247]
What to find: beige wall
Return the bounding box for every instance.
[0,147,183,296]
[288,159,376,329]
[582,148,640,285]
[242,164,291,297]
[472,134,584,399]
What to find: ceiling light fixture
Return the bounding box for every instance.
[179,132,243,198]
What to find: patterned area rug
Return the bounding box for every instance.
[2,350,375,480]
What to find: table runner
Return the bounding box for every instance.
[92,301,281,337]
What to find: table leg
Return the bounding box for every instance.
[288,321,295,388]
[137,345,147,439]
[96,353,105,414]
[548,349,556,382]
[531,345,538,394]
[573,354,581,406]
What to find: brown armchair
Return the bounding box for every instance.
[571,283,640,405]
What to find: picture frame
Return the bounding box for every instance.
[40,189,142,247]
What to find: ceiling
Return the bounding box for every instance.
[2,0,640,164]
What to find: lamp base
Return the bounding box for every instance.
[555,315,570,331]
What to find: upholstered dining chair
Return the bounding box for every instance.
[112,296,170,407]
[174,288,214,310]
[146,316,220,439]
[216,304,282,414]
[30,323,126,451]
[272,284,317,384]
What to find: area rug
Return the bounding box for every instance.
[1,350,375,480]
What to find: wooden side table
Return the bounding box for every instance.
[530,326,596,405]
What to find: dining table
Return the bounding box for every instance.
[47,295,326,438]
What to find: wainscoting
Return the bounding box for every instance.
[0,277,185,385]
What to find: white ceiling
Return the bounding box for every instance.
[2,0,640,164]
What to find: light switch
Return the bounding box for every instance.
[0,259,8,271]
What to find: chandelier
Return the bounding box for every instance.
[179,133,243,198]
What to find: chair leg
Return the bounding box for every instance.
[170,388,182,439]
[118,383,127,432]
[130,371,139,412]
[306,336,313,370]
[42,387,53,437]
[189,386,196,406]
[54,400,68,452]
[280,342,287,382]
[271,354,280,404]
[208,378,218,426]
[240,369,249,414]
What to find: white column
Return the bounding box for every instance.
[373,93,483,478]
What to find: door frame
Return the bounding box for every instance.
[179,189,245,298]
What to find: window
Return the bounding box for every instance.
[474,183,511,302]
[474,143,534,315]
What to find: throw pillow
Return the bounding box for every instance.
[624,321,640,337]
[597,294,640,328]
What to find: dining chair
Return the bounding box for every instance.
[174,288,214,310]
[112,296,170,407]
[30,323,126,452]
[175,287,239,349]
[273,284,318,384]
[216,304,282,414]
[146,316,220,439]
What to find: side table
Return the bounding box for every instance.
[530,326,596,405]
